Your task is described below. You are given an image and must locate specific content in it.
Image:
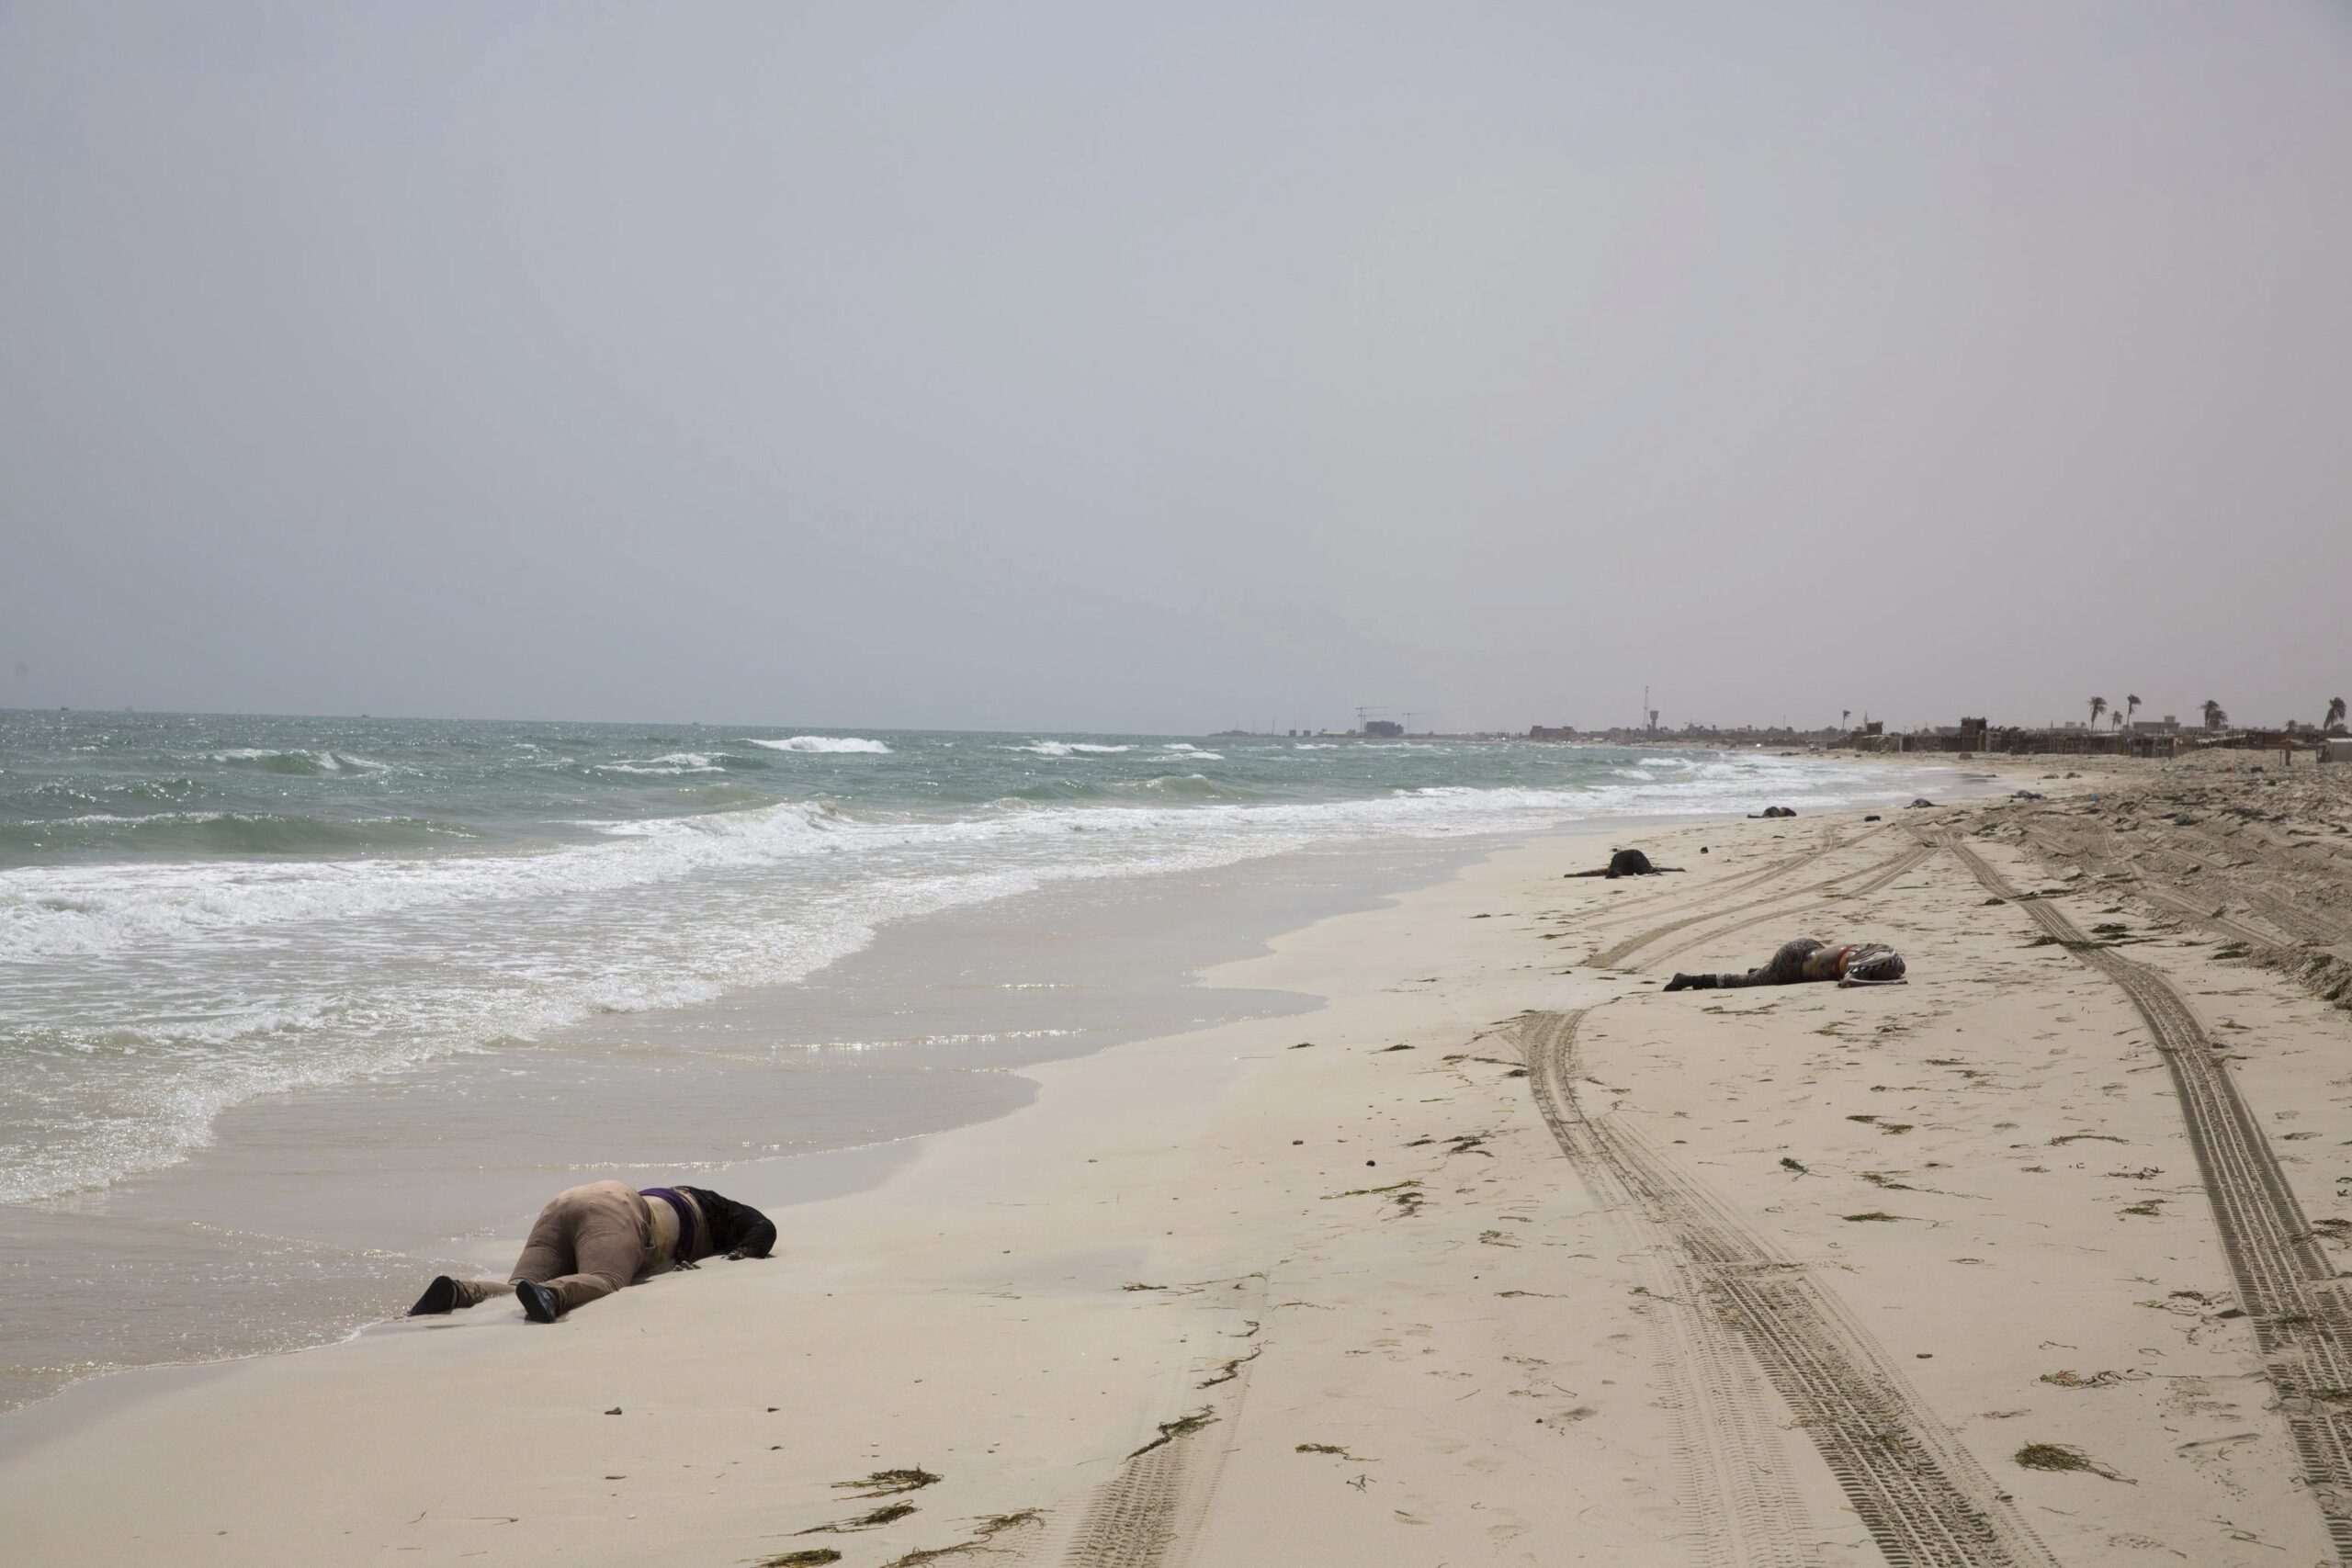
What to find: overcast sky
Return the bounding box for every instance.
[4,4,2348,734]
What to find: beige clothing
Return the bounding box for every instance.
[450,1179,684,1313]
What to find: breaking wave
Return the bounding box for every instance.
[1014,741,1134,756]
[751,736,892,754]
[596,752,727,776]
[207,748,386,776]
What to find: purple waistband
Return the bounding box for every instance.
[641,1188,696,1265]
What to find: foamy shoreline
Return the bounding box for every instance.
[0,748,1964,1417]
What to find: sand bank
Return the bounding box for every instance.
[7,773,2352,1567]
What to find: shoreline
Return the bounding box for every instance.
[0,831,1477,1416]
[19,770,2214,1564]
[0,756,1972,1420]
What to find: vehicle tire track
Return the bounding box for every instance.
[1616,840,1939,974]
[1646,1247,1822,1568]
[1946,835,2352,1561]
[1062,1427,1199,1568]
[1061,1289,1264,1568]
[1529,1015,1816,1568]
[2121,875,2280,950]
[1520,1008,2053,1568]
[1669,822,1894,907]
[1586,826,1894,969]
[1636,841,1947,973]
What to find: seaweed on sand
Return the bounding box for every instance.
[1322,1179,1421,1200]
[1197,1345,1262,1389]
[834,1468,942,1498]
[798,1503,917,1534]
[2014,1442,2129,1481]
[875,1511,1046,1568]
[1128,1408,1216,1460]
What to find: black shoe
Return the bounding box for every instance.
[1663,974,1693,992]
[514,1280,560,1324]
[409,1275,458,1316]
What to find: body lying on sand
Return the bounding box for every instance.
[409,1179,776,1323]
[1665,937,1905,991]
[1566,847,1684,878]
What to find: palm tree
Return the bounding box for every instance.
[2124,694,2141,731]
[2326,696,2346,734]
[2202,698,2227,731]
[1841,709,1851,731]
[2089,696,2106,731]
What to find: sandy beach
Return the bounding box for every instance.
[7,763,2352,1568]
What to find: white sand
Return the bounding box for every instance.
[5,794,2346,1567]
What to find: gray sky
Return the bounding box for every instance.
[5,3,2348,734]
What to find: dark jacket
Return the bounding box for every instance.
[678,1186,777,1259]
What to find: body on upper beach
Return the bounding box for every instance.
[1664,936,1905,991]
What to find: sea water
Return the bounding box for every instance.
[0,709,1931,1408]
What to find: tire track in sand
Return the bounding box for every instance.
[1520,1009,2054,1568]
[1635,842,1940,973]
[1947,834,2352,1562]
[1061,1286,1264,1568]
[1592,833,1932,974]
[1583,825,1891,970]
[1528,1005,1820,1568]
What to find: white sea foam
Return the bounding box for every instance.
[597,752,724,775]
[207,748,385,773]
[751,736,891,754]
[1015,741,1133,756]
[0,799,844,961]
[0,753,1894,967]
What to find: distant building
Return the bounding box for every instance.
[1363,719,1404,738]
[1527,725,1576,741]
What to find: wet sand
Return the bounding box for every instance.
[0,834,1482,1412]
